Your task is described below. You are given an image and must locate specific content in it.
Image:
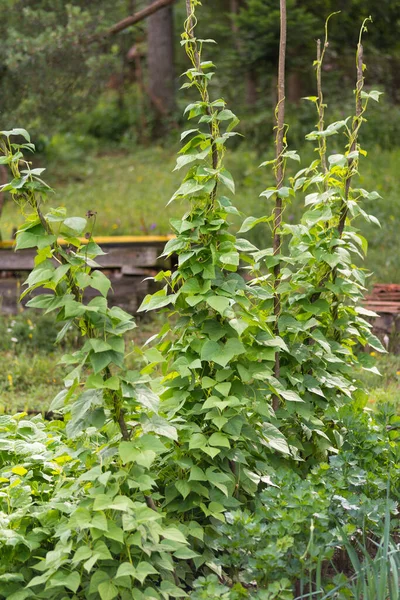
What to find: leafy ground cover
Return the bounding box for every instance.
[1,144,399,282]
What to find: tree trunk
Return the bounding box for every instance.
[287,70,302,104]
[230,0,258,108]
[147,0,175,118]
[245,69,258,106]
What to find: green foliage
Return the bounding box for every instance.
[0,3,396,598]
[0,413,190,599]
[211,405,400,588]
[0,127,188,598]
[0,0,129,134]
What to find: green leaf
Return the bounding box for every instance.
[91,270,111,297]
[119,442,156,468]
[162,527,187,544]
[219,168,235,193]
[189,433,207,450]
[189,466,207,481]
[64,572,81,593]
[168,179,205,205]
[208,432,230,448]
[160,581,188,597]
[138,292,178,312]
[98,580,119,600]
[262,423,290,455]
[63,217,87,233]
[52,263,71,285]
[90,511,108,531]
[175,479,191,499]
[328,154,347,167]
[306,118,349,139]
[116,562,136,579]
[238,215,271,233]
[282,150,300,162]
[2,128,31,141]
[361,90,383,102]
[16,230,56,250]
[90,350,114,373]
[134,562,158,584]
[201,340,222,363]
[206,295,230,314]
[219,251,239,267]
[279,389,303,402]
[173,547,200,559]
[303,206,332,225]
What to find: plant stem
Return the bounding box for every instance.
[338,43,364,238]
[332,44,364,340]
[316,39,327,176]
[185,0,218,188]
[272,0,286,410]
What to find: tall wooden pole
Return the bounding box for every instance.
[272,0,287,410]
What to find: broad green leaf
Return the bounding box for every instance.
[206,295,230,314]
[2,128,31,141]
[160,581,188,597]
[219,168,235,193]
[238,215,271,233]
[116,562,136,579]
[175,479,191,499]
[189,433,207,450]
[98,580,118,600]
[91,270,111,297]
[162,527,187,544]
[279,390,303,402]
[63,217,87,233]
[262,423,290,455]
[208,432,230,448]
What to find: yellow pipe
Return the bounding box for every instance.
[0,235,174,250]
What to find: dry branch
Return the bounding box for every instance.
[103,0,176,38]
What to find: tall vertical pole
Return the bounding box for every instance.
[272,0,287,410]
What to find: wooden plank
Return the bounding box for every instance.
[0,235,173,250]
[0,274,155,314]
[0,244,170,271]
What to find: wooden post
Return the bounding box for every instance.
[272,0,287,410]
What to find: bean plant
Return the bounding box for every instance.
[0,1,391,599]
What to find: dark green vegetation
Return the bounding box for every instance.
[1,2,400,599]
[2,0,400,145]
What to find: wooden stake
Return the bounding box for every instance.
[272,0,287,410]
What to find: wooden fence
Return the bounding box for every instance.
[0,236,173,314]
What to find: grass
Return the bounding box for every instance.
[0,311,165,414]
[360,353,400,409]
[1,143,399,282]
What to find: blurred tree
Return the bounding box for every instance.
[1,0,400,143]
[147,0,176,122]
[0,0,176,137]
